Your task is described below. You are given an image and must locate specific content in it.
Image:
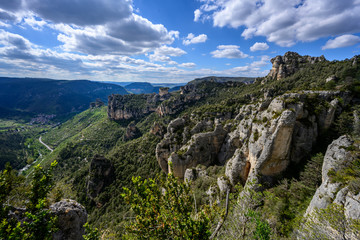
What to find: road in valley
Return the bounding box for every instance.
[39,136,53,152]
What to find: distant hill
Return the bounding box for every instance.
[103,81,187,94]
[189,76,255,84]
[124,82,156,94]
[0,77,128,119]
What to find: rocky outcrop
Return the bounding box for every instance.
[156,90,351,183]
[298,136,360,239]
[124,122,141,141]
[108,92,171,120]
[224,91,350,186]
[156,117,190,174]
[156,83,208,116]
[305,136,355,215]
[150,122,166,137]
[163,123,227,179]
[87,155,115,201]
[50,199,87,240]
[90,98,104,108]
[184,167,207,182]
[268,52,326,80]
[159,87,170,97]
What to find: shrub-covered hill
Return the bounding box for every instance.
[25,52,360,238]
[0,77,129,119]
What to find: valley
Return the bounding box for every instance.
[1,52,360,239]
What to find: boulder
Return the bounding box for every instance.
[50,199,87,240]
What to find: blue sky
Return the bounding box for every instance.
[0,0,360,83]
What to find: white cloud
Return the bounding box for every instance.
[0,1,176,56]
[250,55,271,67]
[195,0,360,47]
[148,45,186,62]
[211,45,248,59]
[194,9,202,22]
[322,34,360,49]
[250,42,269,51]
[183,33,208,45]
[179,62,196,68]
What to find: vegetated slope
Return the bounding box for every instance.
[124,82,158,94]
[0,77,128,118]
[189,76,255,84]
[35,106,168,235]
[34,52,360,238]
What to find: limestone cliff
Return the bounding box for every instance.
[108,92,170,120]
[156,90,351,184]
[268,51,326,81]
[305,136,359,217]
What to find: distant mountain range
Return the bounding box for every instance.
[189,76,255,84]
[104,81,186,94]
[0,77,128,119]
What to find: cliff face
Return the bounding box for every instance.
[268,51,326,80]
[156,90,351,183]
[108,92,171,120]
[297,135,360,239]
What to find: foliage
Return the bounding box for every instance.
[327,143,360,194]
[0,161,58,240]
[298,203,360,240]
[83,222,100,240]
[122,169,212,239]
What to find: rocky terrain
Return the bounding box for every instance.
[5,51,357,239]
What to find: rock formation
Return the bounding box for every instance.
[50,199,88,240]
[298,135,360,239]
[108,92,171,120]
[124,122,141,141]
[87,155,115,201]
[150,122,166,137]
[305,136,358,215]
[224,91,350,186]
[168,124,227,178]
[156,90,351,184]
[90,98,104,108]
[268,51,326,80]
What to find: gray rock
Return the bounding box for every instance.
[169,124,227,178]
[305,135,354,215]
[50,199,87,240]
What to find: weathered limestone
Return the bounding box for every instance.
[50,200,87,240]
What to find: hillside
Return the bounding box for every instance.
[5,52,360,239]
[0,77,129,119]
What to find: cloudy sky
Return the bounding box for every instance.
[0,0,359,83]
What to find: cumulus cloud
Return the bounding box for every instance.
[194,9,202,22]
[250,42,269,51]
[179,62,196,68]
[0,0,176,56]
[183,33,208,45]
[25,0,133,26]
[322,34,360,49]
[148,46,186,62]
[211,45,248,59]
[195,0,360,47]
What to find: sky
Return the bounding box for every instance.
[0,0,360,83]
